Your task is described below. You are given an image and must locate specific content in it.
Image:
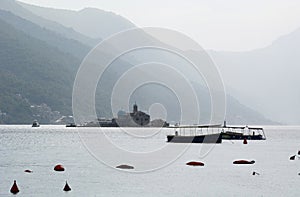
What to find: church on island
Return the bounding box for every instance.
[83,103,169,127]
[117,103,150,127]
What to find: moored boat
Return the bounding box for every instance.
[220,122,266,140]
[167,124,223,143]
[166,122,266,143]
[32,120,40,127]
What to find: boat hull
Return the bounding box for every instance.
[167,133,222,143]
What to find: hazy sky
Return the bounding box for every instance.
[18,0,300,51]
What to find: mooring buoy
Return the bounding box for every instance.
[63,181,71,192]
[54,164,65,171]
[116,164,134,169]
[290,155,296,160]
[24,169,33,173]
[10,180,19,194]
[186,161,205,166]
[233,160,255,164]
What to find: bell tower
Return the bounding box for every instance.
[133,102,138,113]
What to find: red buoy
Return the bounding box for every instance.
[63,181,71,192]
[233,160,255,164]
[10,180,19,194]
[186,161,205,166]
[54,164,65,171]
[243,138,248,144]
[24,169,33,173]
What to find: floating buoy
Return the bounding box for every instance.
[252,171,260,175]
[233,160,255,164]
[10,180,19,194]
[24,169,33,173]
[116,164,134,169]
[54,164,65,171]
[298,150,300,155]
[243,138,247,144]
[63,181,71,192]
[290,155,296,160]
[186,161,205,166]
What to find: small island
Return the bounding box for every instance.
[81,103,169,127]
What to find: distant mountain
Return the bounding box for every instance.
[0,2,276,125]
[0,10,90,59]
[210,27,300,124]
[0,0,95,46]
[17,1,136,40]
[126,81,274,125]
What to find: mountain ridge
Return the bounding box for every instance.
[0,0,96,46]
[17,1,136,40]
[0,9,91,59]
[0,2,280,125]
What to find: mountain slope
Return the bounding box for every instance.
[210,27,300,124]
[0,18,80,123]
[0,9,90,59]
[0,0,95,46]
[18,1,136,39]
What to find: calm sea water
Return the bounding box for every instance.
[0,125,299,196]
